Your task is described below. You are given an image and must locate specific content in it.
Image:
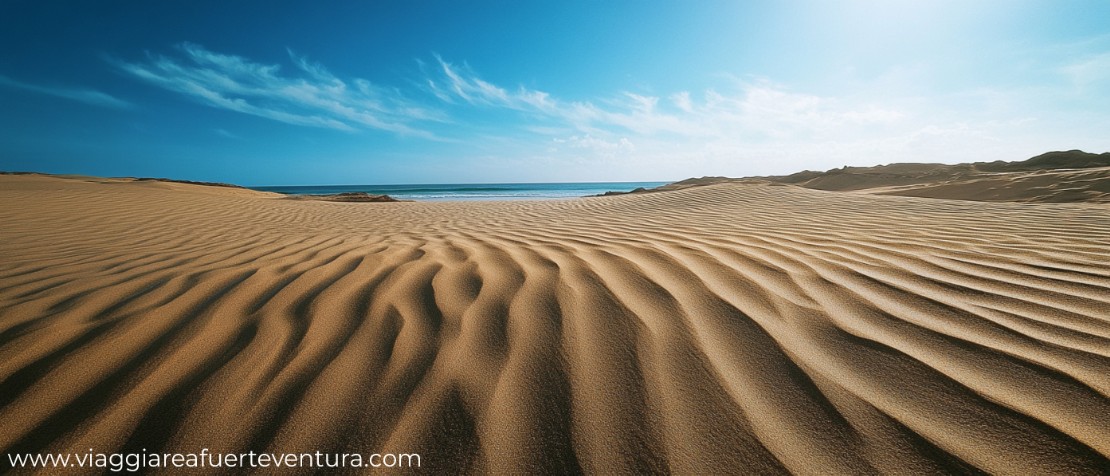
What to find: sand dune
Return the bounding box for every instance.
[648,150,1110,204]
[865,166,1110,203]
[1,173,1108,473]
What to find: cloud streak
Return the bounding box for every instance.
[422,58,1093,179]
[113,45,1105,179]
[1060,52,1110,90]
[426,56,906,139]
[424,59,917,162]
[0,74,132,109]
[118,43,442,137]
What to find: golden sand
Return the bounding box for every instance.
[1,174,1107,473]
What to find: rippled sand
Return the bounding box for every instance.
[1,174,1108,473]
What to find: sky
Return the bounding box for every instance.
[1,1,1109,185]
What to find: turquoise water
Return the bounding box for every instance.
[251,182,668,201]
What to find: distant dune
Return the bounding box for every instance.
[642,150,1110,203]
[0,170,1108,473]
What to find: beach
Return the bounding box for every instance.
[1,173,1108,473]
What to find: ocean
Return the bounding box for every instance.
[250,181,669,201]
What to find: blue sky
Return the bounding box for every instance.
[2,1,1109,185]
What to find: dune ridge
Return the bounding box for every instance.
[1,174,1108,474]
[641,150,1110,203]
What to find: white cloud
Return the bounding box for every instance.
[111,45,1108,180]
[426,61,908,143]
[434,56,511,106]
[420,61,1102,180]
[214,128,239,139]
[0,74,132,109]
[624,92,658,113]
[118,43,441,137]
[1060,52,1110,90]
[552,135,635,154]
[671,91,693,113]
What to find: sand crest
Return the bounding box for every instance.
[1,174,1107,473]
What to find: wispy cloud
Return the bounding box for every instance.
[1060,52,1110,90]
[427,57,905,138]
[213,128,239,139]
[0,74,132,109]
[110,44,1105,179]
[427,56,557,114]
[425,60,909,149]
[422,59,1084,178]
[117,43,442,137]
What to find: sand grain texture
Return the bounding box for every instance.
[1,174,1108,474]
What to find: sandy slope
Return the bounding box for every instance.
[658,165,1110,203]
[866,166,1110,203]
[0,174,1108,474]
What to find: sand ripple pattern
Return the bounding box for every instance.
[1,176,1108,474]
